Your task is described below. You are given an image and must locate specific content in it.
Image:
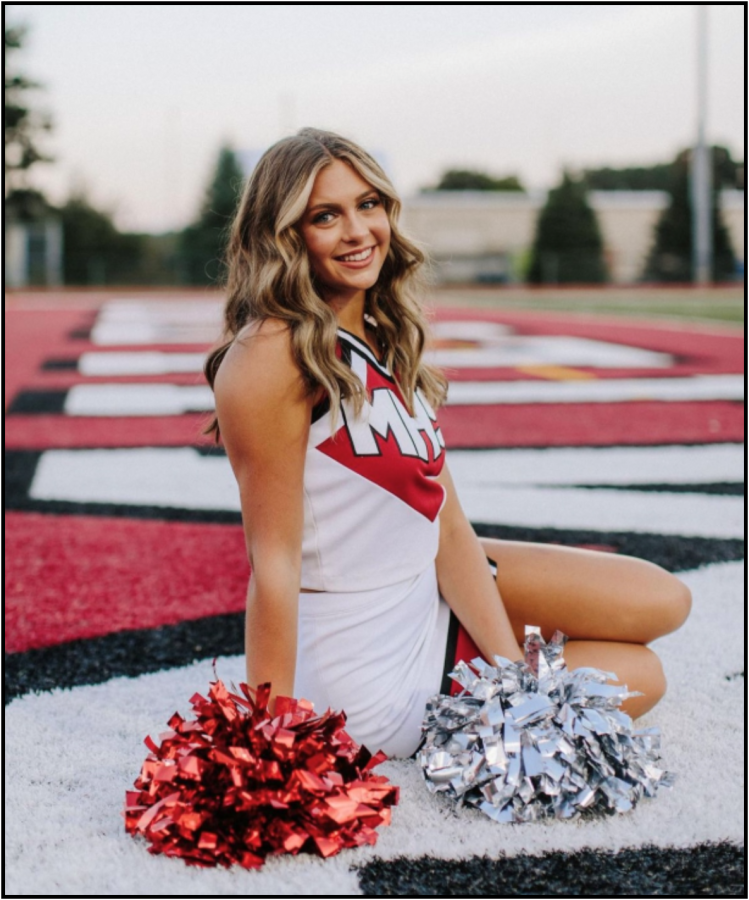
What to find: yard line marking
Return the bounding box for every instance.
[446,374,744,405]
[27,448,744,538]
[56,374,745,416]
[445,444,745,486]
[79,351,207,376]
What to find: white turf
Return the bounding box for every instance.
[29,445,745,538]
[5,561,744,896]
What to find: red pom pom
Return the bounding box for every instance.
[124,679,399,868]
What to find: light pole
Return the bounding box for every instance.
[691,4,712,285]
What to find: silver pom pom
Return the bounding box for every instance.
[419,626,674,822]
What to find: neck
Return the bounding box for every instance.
[326,289,367,339]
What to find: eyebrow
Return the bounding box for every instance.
[308,189,378,213]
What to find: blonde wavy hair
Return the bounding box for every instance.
[204,126,447,440]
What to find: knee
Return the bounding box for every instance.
[636,567,692,642]
[658,573,692,636]
[625,646,667,719]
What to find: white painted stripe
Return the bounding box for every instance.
[455,484,743,539]
[29,448,240,510]
[74,342,673,377]
[90,303,674,367]
[78,352,206,376]
[446,374,744,405]
[29,448,744,538]
[427,336,672,369]
[59,374,745,416]
[90,323,219,345]
[446,444,745,486]
[64,384,214,416]
[96,299,222,324]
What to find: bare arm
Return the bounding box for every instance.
[434,459,523,663]
[214,319,313,713]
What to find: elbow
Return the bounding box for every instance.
[247,547,302,601]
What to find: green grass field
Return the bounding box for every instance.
[428,285,745,325]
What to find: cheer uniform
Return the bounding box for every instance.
[292,326,487,759]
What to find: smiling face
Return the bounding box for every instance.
[299,158,391,312]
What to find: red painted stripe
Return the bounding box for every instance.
[5,401,742,449]
[4,414,217,449]
[438,401,744,447]
[4,308,94,409]
[4,512,249,654]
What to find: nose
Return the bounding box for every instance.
[341,210,370,242]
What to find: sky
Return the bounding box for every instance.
[6,4,745,234]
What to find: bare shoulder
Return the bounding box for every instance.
[214,317,306,408]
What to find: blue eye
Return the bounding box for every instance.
[312,197,380,224]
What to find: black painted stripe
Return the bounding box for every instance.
[356,842,745,896]
[41,357,79,370]
[471,523,745,574]
[6,496,244,525]
[5,449,43,505]
[577,482,744,496]
[4,611,245,705]
[6,388,215,415]
[7,390,67,414]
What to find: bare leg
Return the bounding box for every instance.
[479,538,692,644]
[478,538,692,718]
[562,640,666,718]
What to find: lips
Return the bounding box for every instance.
[335,246,375,263]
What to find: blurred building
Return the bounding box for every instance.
[401,189,744,284]
[5,191,63,288]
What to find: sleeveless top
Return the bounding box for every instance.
[300,327,447,591]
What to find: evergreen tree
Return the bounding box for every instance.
[643,147,736,282]
[425,169,525,192]
[58,191,146,285]
[178,145,245,285]
[4,24,54,192]
[527,172,607,283]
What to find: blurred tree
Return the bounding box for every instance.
[643,147,736,282]
[423,169,525,192]
[59,191,147,285]
[584,146,743,192]
[4,24,54,192]
[527,172,607,283]
[582,164,674,192]
[178,144,245,285]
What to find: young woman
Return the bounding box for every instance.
[205,127,692,759]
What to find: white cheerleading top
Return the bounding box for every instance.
[300,327,447,591]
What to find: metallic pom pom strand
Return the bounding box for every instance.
[419,626,674,823]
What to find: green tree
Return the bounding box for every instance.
[582,163,674,192]
[178,144,245,285]
[424,169,524,192]
[4,24,54,192]
[527,172,607,283]
[59,191,147,285]
[584,146,742,192]
[643,147,736,282]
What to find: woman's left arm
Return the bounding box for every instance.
[435,459,523,663]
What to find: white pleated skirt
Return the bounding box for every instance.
[293,563,451,759]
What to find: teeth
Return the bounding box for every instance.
[339,247,373,262]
